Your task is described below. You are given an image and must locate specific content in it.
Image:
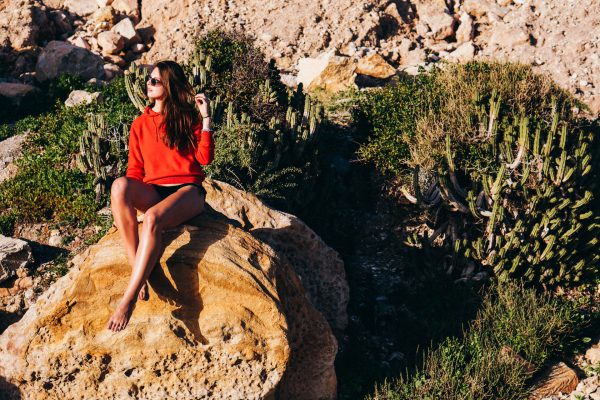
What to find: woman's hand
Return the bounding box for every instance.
[195,93,211,118]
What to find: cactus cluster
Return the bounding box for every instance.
[123,45,326,211]
[76,114,129,204]
[404,95,600,287]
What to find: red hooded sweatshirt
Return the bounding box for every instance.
[125,106,215,185]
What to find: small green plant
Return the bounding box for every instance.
[367,282,579,400]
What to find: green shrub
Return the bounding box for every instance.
[125,29,343,215]
[368,282,578,400]
[0,75,137,228]
[358,62,600,287]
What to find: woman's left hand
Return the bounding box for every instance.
[195,93,211,118]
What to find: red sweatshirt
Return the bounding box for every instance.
[125,106,215,185]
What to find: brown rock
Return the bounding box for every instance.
[0,82,37,103]
[446,41,476,62]
[112,0,139,17]
[356,53,396,79]
[0,0,53,50]
[414,0,455,40]
[202,178,348,331]
[530,362,579,399]
[307,55,357,94]
[462,0,509,18]
[97,30,125,54]
[0,179,343,399]
[35,40,105,81]
[489,24,531,48]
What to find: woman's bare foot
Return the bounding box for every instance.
[138,282,149,301]
[107,299,137,332]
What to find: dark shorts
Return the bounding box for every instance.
[151,183,207,201]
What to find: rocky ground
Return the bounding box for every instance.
[1,0,599,115]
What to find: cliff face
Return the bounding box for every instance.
[0,179,344,399]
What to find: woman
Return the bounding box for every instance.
[107,60,215,332]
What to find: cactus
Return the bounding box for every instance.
[401,93,600,287]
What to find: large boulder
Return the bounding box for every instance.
[202,178,349,331]
[35,40,105,81]
[0,179,343,399]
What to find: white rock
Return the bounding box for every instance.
[131,43,145,53]
[111,17,140,45]
[0,234,34,283]
[64,0,99,16]
[48,235,63,247]
[296,49,336,88]
[64,90,103,107]
[72,36,91,50]
[456,11,474,43]
[446,41,476,61]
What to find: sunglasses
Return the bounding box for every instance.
[146,76,162,86]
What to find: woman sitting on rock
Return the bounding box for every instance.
[107,60,214,332]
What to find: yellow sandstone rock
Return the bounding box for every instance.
[0,179,341,399]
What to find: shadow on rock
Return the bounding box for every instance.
[0,374,20,400]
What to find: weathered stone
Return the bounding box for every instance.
[0,235,34,284]
[462,0,509,18]
[414,0,455,40]
[103,62,122,80]
[90,5,116,26]
[0,82,37,107]
[64,0,99,16]
[64,90,103,107]
[131,42,145,53]
[103,54,126,67]
[70,36,91,50]
[0,179,340,399]
[456,11,474,43]
[446,41,475,62]
[0,0,53,50]
[585,344,600,365]
[0,134,26,184]
[530,362,579,399]
[356,53,396,79]
[307,55,357,93]
[296,50,336,89]
[35,40,105,81]
[0,276,34,297]
[202,178,349,332]
[489,24,531,48]
[97,30,125,54]
[400,47,427,67]
[112,0,139,17]
[111,17,140,46]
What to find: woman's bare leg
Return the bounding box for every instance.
[110,177,162,300]
[107,184,206,332]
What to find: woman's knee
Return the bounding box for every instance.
[143,209,162,230]
[111,177,131,202]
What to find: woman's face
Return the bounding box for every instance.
[146,67,166,100]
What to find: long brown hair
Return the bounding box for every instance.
[151,60,199,151]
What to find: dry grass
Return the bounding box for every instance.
[408,61,580,172]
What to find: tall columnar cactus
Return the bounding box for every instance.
[124,62,149,112]
[76,114,111,203]
[404,95,600,287]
